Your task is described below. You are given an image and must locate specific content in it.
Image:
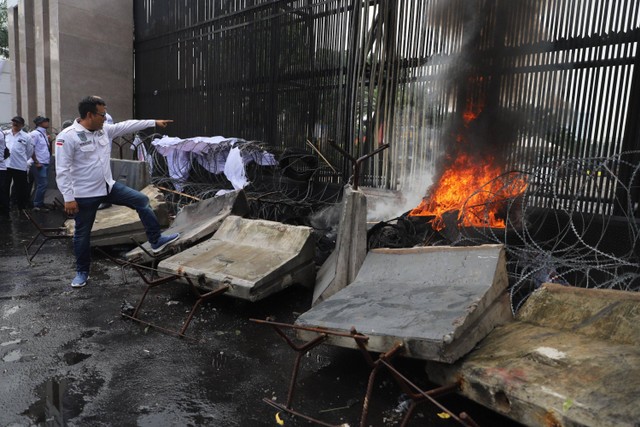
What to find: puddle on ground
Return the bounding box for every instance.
[24,378,68,426]
[62,352,91,366]
[26,372,105,425]
[211,351,228,369]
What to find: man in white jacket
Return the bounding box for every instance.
[5,116,34,211]
[30,116,52,212]
[55,96,179,288]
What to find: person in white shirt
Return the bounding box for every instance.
[29,116,52,212]
[5,116,35,211]
[0,129,8,217]
[55,96,179,288]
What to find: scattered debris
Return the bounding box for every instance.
[120,300,135,316]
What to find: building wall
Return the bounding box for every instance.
[0,59,13,123]
[7,0,134,129]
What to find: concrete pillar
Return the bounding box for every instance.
[17,0,37,120]
[8,1,135,129]
[48,0,61,127]
[32,0,51,118]
[7,5,19,115]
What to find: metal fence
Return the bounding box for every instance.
[134,0,640,216]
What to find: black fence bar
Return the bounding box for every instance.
[134,0,640,216]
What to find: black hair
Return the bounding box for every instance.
[78,96,106,119]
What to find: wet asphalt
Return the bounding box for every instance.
[0,208,519,427]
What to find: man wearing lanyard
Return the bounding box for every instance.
[55,96,179,288]
[30,116,52,212]
[5,116,35,211]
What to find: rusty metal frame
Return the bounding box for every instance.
[250,318,475,426]
[329,140,390,190]
[22,209,72,263]
[377,359,479,427]
[98,248,229,339]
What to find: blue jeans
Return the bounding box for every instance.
[74,182,162,273]
[33,164,48,207]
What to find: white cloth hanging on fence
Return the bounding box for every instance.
[151,135,277,192]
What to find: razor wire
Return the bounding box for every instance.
[501,152,640,314]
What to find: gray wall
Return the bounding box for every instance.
[0,59,12,123]
[7,1,134,129]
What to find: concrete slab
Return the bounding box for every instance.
[49,156,151,191]
[110,159,151,191]
[64,185,169,246]
[313,185,367,306]
[158,215,316,301]
[425,284,640,427]
[297,244,510,362]
[124,190,249,263]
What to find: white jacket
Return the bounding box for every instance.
[55,119,156,202]
[5,129,34,171]
[30,127,51,164]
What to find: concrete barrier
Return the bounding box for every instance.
[158,215,316,301]
[426,283,640,427]
[48,156,150,190]
[298,244,511,362]
[312,185,367,306]
[125,190,249,263]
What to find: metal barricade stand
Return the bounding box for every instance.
[23,209,72,263]
[98,248,229,339]
[250,319,478,427]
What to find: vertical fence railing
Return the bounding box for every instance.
[134,0,640,216]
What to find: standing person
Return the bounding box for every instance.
[5,116,35,211]
[0,129,9,218]
[55,96,179,288]
[30,116,52,212]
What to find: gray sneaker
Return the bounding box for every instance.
[150,233,180,253]
[71,272,89,288]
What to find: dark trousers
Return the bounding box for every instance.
[0,170,9,215]
[7,168,30,210]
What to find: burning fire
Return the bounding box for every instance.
[409,153,526,230]
[409,101,527,231]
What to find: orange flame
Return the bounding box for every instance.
[409,152,526,231]
[409,91,527,231]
